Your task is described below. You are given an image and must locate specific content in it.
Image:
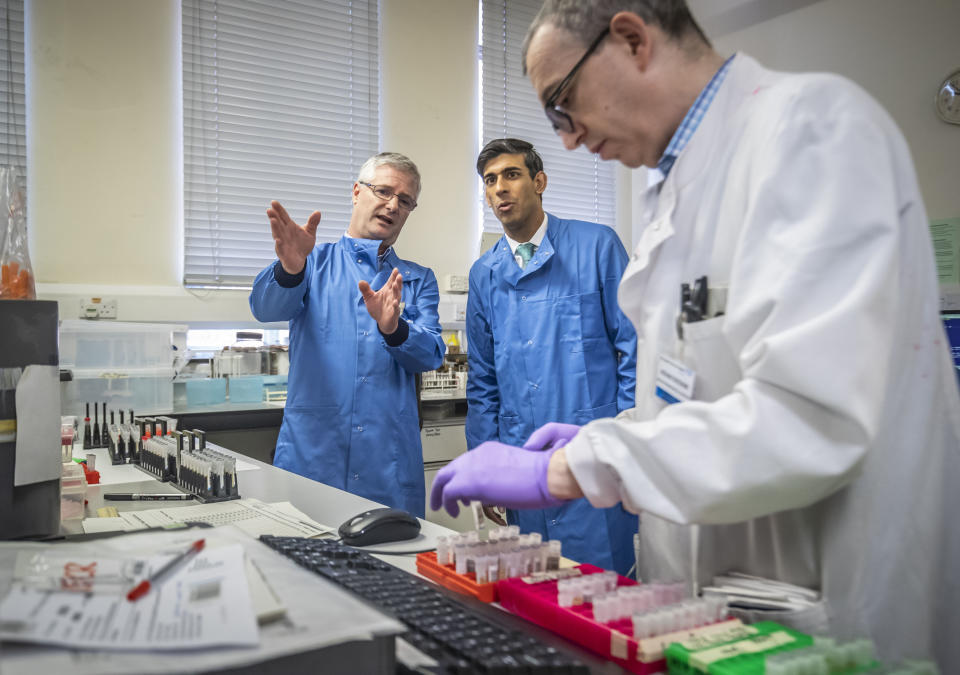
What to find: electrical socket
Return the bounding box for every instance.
[99,298,117,319]
[80,297,118,320]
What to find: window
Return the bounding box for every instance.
[480,0,616,234]
[0,0,26,193]
[182,0,379,288]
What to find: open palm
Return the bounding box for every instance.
[359,267,403,334]
[267,200,320,274]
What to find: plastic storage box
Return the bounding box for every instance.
[60,462,87,523]
[185,378,227,406]
[59,320,186,370]
[59,321,186,417]
[62,367,176,418]
[228,375,264,403]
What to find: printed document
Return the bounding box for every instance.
[0,544,258,650]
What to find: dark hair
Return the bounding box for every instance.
[476,138,544,179]
[522,0,711,71]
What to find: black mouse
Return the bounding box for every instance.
[338,507,421,547]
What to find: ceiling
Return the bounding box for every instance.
[688,0,826,36]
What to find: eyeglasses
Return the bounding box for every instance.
[359,182,418,211]
[543,27,610,134]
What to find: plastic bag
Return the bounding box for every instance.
[0,166,36,299]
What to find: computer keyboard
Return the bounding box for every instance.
[259,535,590,674]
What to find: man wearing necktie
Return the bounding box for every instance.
[461,138,639,574]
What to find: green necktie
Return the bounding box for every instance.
[516,242,536,269]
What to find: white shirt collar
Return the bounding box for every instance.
[504,213,548,265]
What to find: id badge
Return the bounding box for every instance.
[655,354,696,404]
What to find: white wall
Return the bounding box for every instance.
[26,0,960,323]
[701,0,960,220]
[28,0,479,324]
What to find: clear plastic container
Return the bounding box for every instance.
[59,320,187,371]
[61,462,87,522]
[186,378,227,406]
[0,167,35,300]
[61,367,175,417]
[229,375,264,403]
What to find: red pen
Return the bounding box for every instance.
[126,539,205,602]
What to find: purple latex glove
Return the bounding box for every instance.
[523,422,582,450]
[429,440,567,517]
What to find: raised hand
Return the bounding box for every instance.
[359,267,403,334]
[267,200,321,274]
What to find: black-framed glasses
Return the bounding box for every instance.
[543,27,610,134]
[359,181,418,211]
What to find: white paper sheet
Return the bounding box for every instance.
[14,365,61,487]
[0,525,404,675]
[0,544,258,650]
[85,498,335,538]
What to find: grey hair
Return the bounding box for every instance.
[357,152,422,196]
[521,0,710,72]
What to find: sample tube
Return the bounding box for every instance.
[82,402,92,447]
[92,402,101,448]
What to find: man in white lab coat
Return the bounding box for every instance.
[431,0,960,669]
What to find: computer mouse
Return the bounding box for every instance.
[338,507,421,547]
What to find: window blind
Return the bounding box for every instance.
[481,0,616,234]
[182,0,379,288]
[0,0,26,194]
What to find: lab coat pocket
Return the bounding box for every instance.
[556,291,605,351]
[680,316,741,403]
[497,413,525,446]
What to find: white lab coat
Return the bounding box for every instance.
[564,53,960,669]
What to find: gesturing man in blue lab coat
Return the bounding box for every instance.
[464,138,638,574]
[432,1,960,669]
[250,152,445,516]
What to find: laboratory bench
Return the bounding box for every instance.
[168,399,285,465]
[1,442,621,675]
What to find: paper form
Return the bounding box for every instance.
[0,525,404,675]
[82,498,335,538]
[0,544,258,650]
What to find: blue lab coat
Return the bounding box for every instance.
[466,214,639,574]
[250,235,445,516]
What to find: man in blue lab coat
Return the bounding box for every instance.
[250,152,445,516]
[465,138,638,573]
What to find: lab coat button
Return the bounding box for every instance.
[356,425,363,432]
[357,258,362,263]
[521,296,527,301]
[353,473,359,480]
[360,376,367,383]
[550,519,558,526]
[527,340,533,346]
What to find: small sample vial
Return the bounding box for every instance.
[436,536,448,566]
[546,540,562,570]
[476,558,489,584]
[470,500,485,531]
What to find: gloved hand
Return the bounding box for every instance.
[429,441,568,517]
[523,422,582,450]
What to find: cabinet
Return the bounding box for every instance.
[421,419,475,532]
